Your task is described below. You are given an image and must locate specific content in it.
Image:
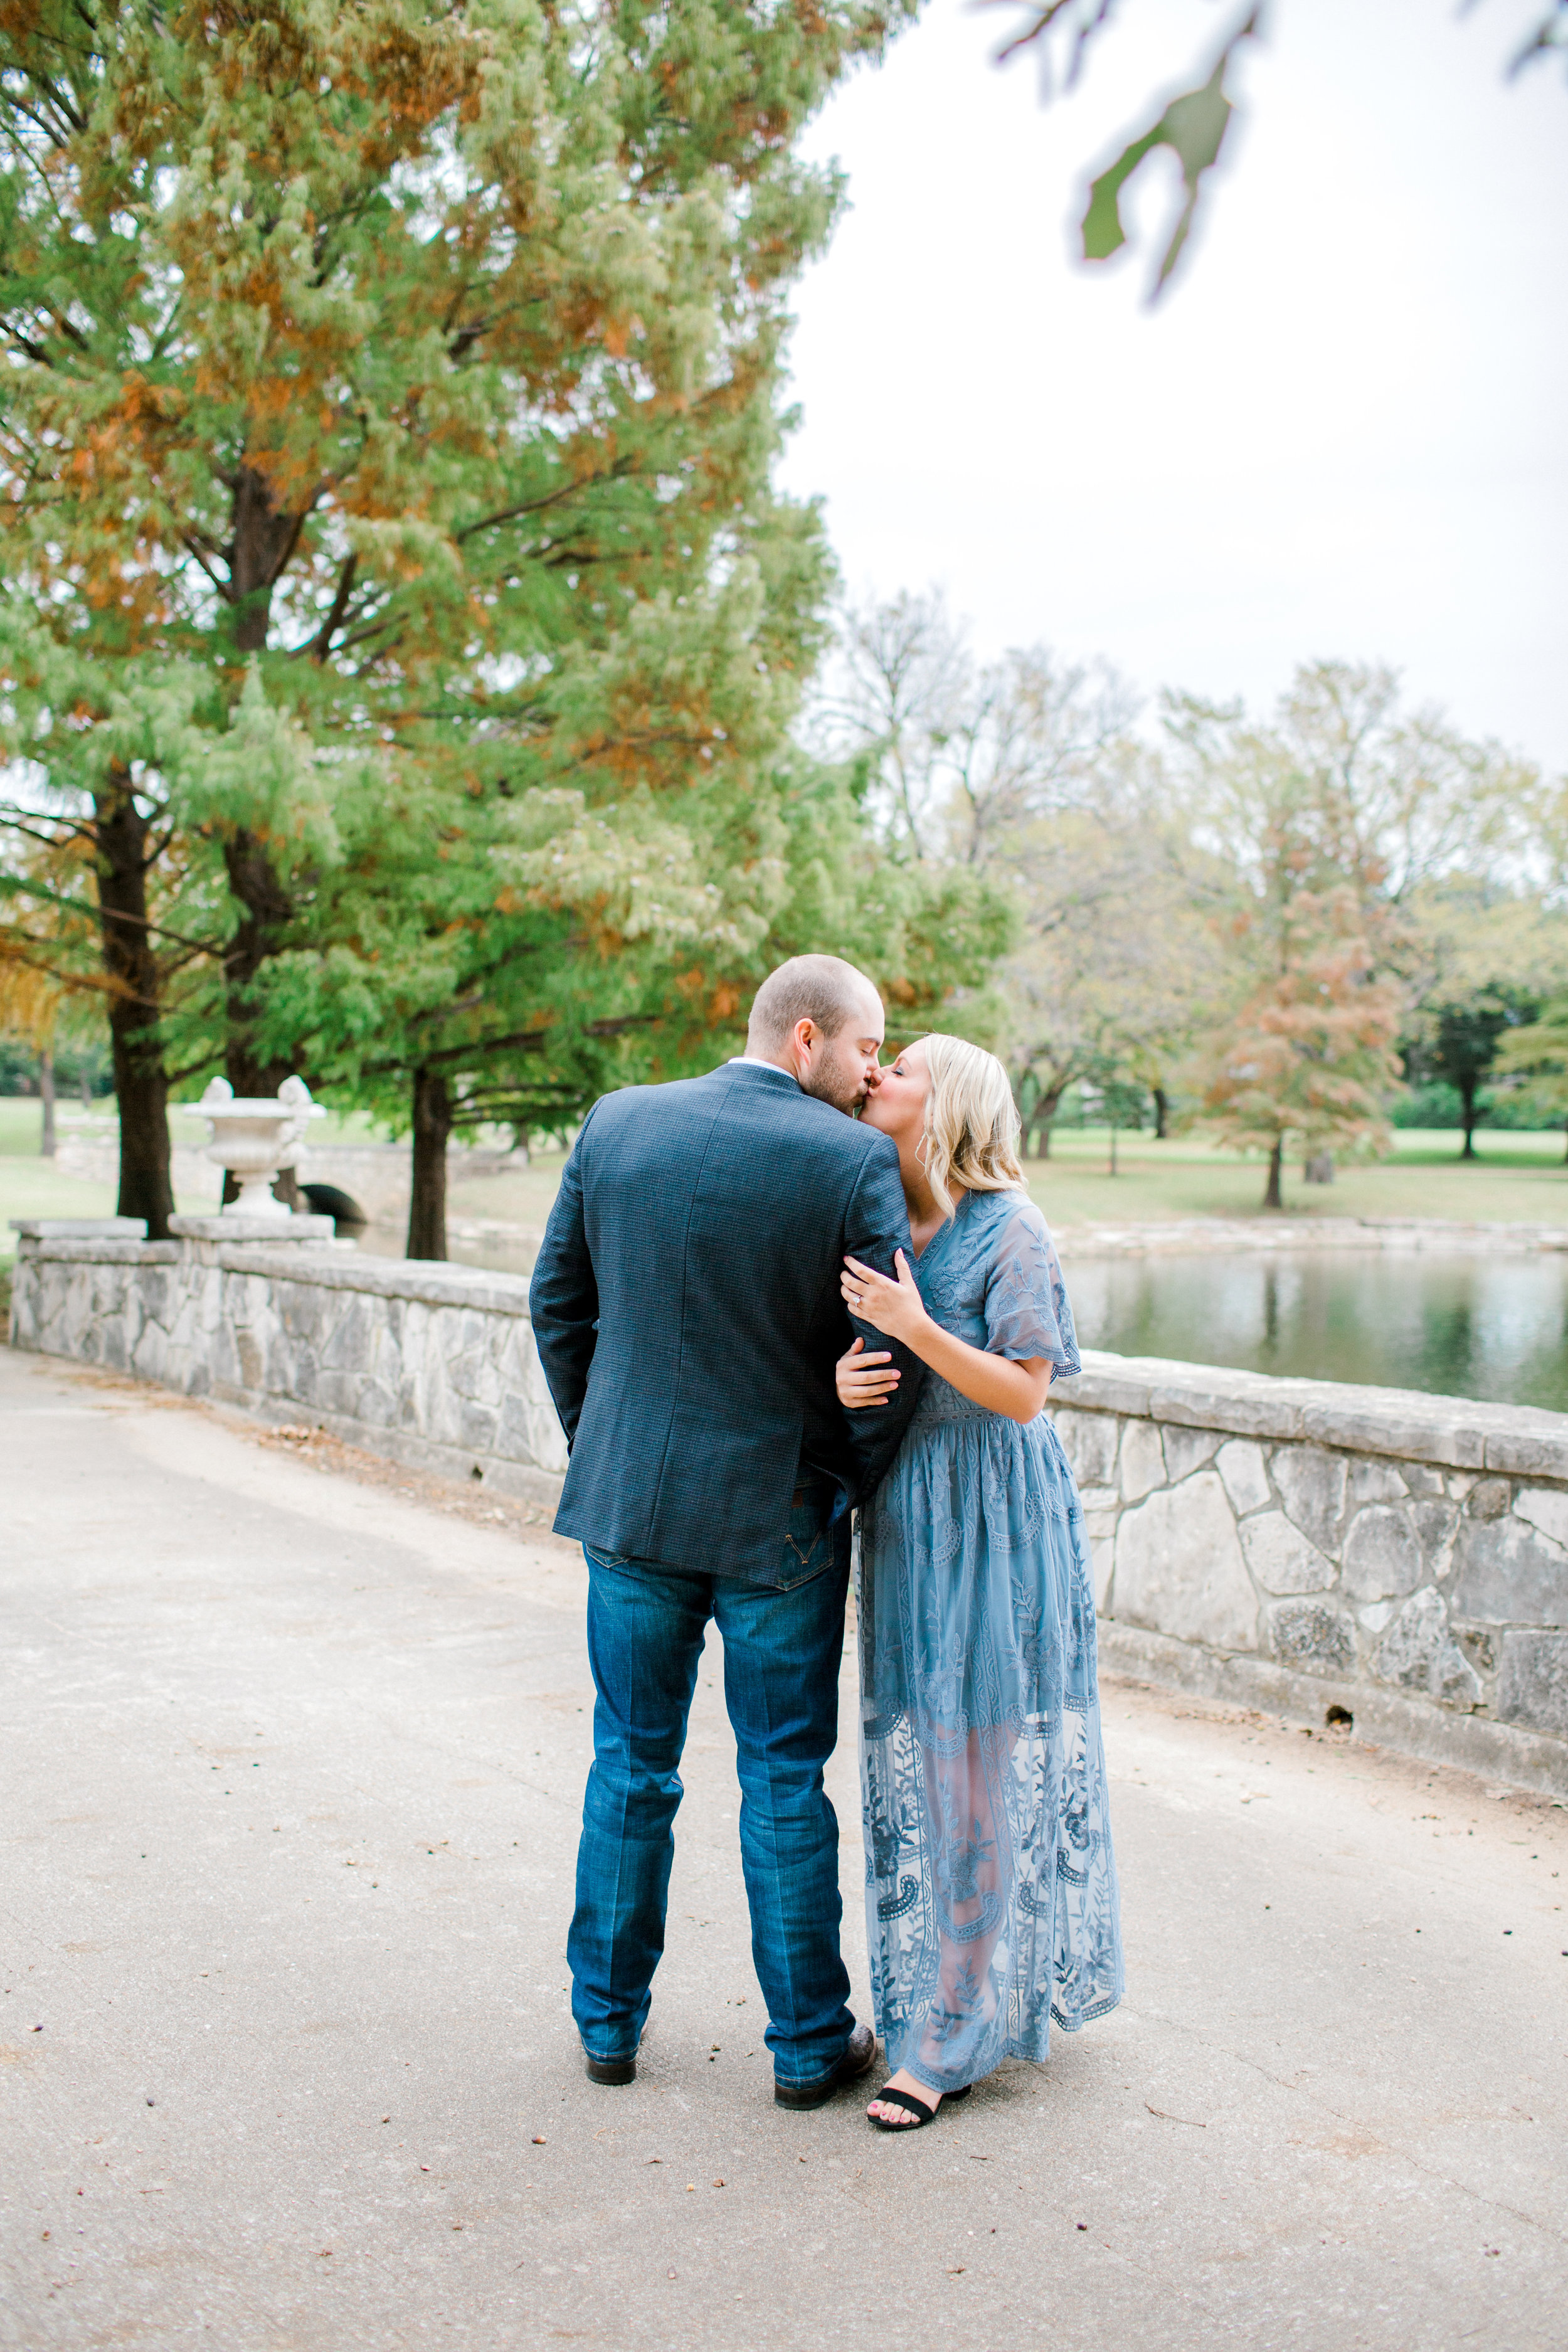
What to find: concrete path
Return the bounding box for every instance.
[3,1346,1566,2352]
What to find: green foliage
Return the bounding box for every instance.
[1395,882,1568,1153]
[1401,987,1540,1150]
[814,605,1559,1200]
[1391,1081,1468,1130]
[1080,16,1256,294]
[810,594,1203,1128]
[1493,997,1568,1128]
[0,1033,112,1098]
[1201,884,1402,1167]
[1084,1066,1152,1127]
[1165,664,1477,1197]
[2,0,1013,1197]
[1162,665,1562,1182]
[991,0,1565,296]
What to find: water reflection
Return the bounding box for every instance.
[1066,1250,1568,1410]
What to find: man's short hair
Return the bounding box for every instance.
[747,955,878,1050]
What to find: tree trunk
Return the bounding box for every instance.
[1459,1079,1478,1160]
[217,464,309,1209]
[39,1046,56,1157]
[1012,1074,1036,1163]
[1037,1088,1062,1162]
[1152,1085,1169,1140]
[222,833,295,1097]
[218,831,303,1209]
[93,764,174,1238]
[1108,1120,1118,1177]
[408,1067,452,1259]
[1263,1136,1284,1210]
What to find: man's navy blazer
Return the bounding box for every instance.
[528,1059,925,1582]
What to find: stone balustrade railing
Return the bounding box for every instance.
[9,1217,1568,1794]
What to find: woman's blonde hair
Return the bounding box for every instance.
[911,1032,1025,1217]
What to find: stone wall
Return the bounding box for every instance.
[1048,1352,1568,1791]
[7,1218,566,1507]
[10,1219,1568,1792]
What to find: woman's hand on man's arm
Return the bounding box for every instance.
[842,1251,1052,1426]
[837,1334,901,1411]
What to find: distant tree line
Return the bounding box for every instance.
[808,590,1568,1206]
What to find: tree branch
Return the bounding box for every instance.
[179,532,235,601]
[418,1024,550,1067]
[455,459,640,544]
[0,806,98,844]
[309,553,358,663]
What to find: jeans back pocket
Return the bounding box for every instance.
[777,1483,843,1590]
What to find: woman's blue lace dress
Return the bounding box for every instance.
[857,1187,1123,2096]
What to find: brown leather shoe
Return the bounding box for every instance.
[774,2023,877,2111]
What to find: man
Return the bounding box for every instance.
[529,955,924,2107]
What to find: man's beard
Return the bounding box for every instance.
[800,1055,864,1115]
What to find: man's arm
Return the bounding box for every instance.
[527,1116,599,1448]
[839,1133,926,1498]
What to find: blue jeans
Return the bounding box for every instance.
[568,1483,856,2089]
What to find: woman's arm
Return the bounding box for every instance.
[842,1251,1052,1426]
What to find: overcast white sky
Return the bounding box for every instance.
[777,0,1568,770]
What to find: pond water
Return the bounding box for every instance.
[1064,1249,1568,1413]
[356,1220,1568,1414]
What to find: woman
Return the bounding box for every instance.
[837,1034,1123,2131]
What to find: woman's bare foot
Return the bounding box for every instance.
[867,2067,940,2127]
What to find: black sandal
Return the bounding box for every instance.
[869,2082,972,2131]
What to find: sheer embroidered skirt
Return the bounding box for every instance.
[857,1402,1123,2095]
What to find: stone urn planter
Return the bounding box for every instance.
[190,1075,324,1216]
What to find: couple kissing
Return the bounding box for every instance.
[529,954,1123,2132]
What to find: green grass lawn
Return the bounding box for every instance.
[0,1099,119,1253]
[446,1151,573,1230]
[1019,1127,1568,1227]
[0,1099,395,1261]
[0,1098,389,1156]
[432,1126,1568,1236]
[5,1104,1566,1273]
[0,1098,60,1156]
